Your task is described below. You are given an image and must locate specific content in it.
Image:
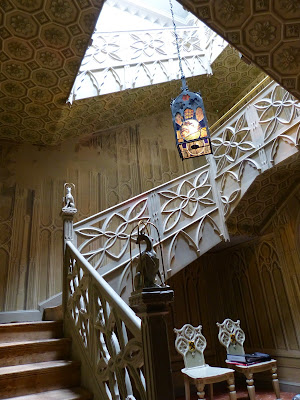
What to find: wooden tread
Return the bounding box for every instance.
[0,320,93,399]
[0,338,71,367]
[0,360,81,398]
[0,321,63,343]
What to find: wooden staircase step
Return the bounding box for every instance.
[0,360,81,399]
[0,338,71,367]
[1,387,93,400]
[0,321,63,343]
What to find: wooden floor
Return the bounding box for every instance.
[176,388,297,400]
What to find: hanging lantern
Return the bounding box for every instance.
[169,0,213,160]
[171,80,212,160]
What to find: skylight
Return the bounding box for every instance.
[67,0,226,104]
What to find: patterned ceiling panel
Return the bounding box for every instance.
[227,152,300,236]
[0,0,104,144]
[177,0,300,100]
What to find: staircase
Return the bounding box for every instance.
[0,321,92,400]
[60,81,300,400]
[72,81,300,301]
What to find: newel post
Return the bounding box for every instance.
[130,287,174,400]
[61,183,77,315]
[129,232,175,400]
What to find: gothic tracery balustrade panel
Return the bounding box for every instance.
[83,28,206,68]
[74,195,151,272]
[211,82,300,178]
[254,84,300,143]
[65,243,146,400]
[70,27,226,100]
[211,81,300,219]
[211,113,255,176]
[157,167,216,234]
[74,165,226,284]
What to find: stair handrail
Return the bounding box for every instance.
[63,239,146,400]
[61,189,146,400]
[66,240,142,338]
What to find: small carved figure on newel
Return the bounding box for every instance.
[63,183,76,209]
[134,233,163,291]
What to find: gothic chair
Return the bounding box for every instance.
[174,324,237,400]
[217,319,281,400]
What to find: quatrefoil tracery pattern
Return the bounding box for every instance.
[75,198,150,269]
[217,319,245,351]
[174,324,207,357]
[211,113,255,175]
[66,250,146,400]
[158,169,215,233]
[254,84,300,141]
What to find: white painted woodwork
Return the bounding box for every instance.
[64,241,145,400]
[217,319,281,400]
[174,324,237,400]
[68,0,226,102]
[217,319,245,356]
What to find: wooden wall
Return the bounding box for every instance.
[0,111,203,311]
[167,186,300,392]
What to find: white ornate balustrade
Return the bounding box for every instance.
[68,26,226,102]
[74,164,228,300]
[72,81,299,301]
[64,241,146,400]
[211,82,300,218]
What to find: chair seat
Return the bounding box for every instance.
[182,364,235,379]
[226,359,277,373]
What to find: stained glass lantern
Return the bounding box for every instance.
[171,79,213,160]
[169,0,212,160]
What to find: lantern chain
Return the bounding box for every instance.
[169,0,185,83]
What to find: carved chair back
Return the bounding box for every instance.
[217,318,245,355]
[174,324,207,369]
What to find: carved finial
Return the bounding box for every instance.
[62,183,77,215]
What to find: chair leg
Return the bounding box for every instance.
[184,375,191,400]
[246,373,255,400]
[271,365,281,400]
[209,383,213,400]
[227,374,237,400]
[195,382,205,400]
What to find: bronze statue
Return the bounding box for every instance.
[134,233,163,290]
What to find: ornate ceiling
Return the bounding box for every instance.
[0,0,104,144]
[0,9,264,146]
[177,0,300,100]
[0,0,298,145]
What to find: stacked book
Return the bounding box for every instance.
[227,352,271,366]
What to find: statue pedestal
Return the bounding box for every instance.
[130,286,174,400]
